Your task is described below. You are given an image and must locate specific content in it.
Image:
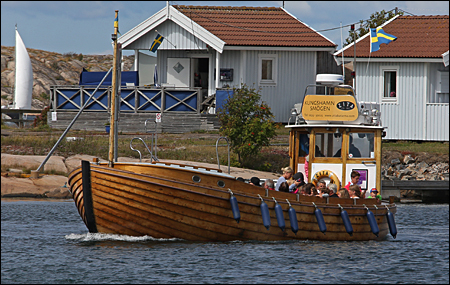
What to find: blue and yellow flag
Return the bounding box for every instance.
[114,15,121,35]
[150,34,164,52]
[370,27,396,52]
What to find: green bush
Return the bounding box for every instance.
[217,85,277,167]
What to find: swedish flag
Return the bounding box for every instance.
[370,27,397,52]
[114,15,121,35]
[150,34,164,52]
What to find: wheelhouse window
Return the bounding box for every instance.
[258,54,277,86]
[314,132,342,158]
[347,133,375,158]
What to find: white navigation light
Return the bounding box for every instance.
[316,74,344,86]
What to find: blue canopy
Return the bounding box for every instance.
[79,69,139,86]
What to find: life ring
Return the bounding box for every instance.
[312,170,340,191]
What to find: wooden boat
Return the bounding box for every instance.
[67,11,397,242]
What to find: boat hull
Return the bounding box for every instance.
[68,161,396,242]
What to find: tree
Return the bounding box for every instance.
[344,9,403,47]
[217,85,277,167]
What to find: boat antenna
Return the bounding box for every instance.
[109,10,120,166]
[340,22,345,79]
[352,23,356,94]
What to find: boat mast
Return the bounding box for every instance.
[109,10,119,166]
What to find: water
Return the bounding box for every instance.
[1,200,448,284]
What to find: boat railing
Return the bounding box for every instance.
[130,137,159,163]
[215,136,230,174]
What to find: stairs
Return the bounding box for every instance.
[47,111,221,133]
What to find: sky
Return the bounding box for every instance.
[1,1,449,56]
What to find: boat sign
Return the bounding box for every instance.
[156,113,161,122]
[302,95,358,121]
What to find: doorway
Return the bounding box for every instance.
[191,57,209,101]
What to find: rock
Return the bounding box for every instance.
[391,158,401,165]
[1,175,68,197]
[1,45,135,109]
[1,153,67,174]
[403,154,415,164]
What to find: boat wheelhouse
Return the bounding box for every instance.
[288,74,384,197]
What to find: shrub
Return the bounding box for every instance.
[217,85,277,167]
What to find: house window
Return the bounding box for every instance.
[381,66,398,102]
[430,70,449,103]
[258,54,277,86]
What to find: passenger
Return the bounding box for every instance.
[279,182,290,193]
[275,166,301,192]
[303,183,315,196]
[250,176,261,187]
[264,179,275,191]
[294,184,304,194]
[328,183,339,197]
[310,186,318,196]
[317,179,327,194]
[344,170,362,193]
[348,185,360,199]
[292,172,306,192]
[338,189,350,198]
[236,177,245,182]
[368,188,382,202]
[319,188,330,198]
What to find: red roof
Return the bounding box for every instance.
[337,15,449,58]
[173,5,336,47]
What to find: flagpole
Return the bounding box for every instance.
[353,24,356,94]
[155,29,176,48]
[109,10,119,167]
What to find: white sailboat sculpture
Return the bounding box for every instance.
[13,26,33,109]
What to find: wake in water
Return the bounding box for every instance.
[65,232,183,242]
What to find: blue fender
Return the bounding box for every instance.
[366,210,379,237]
[229,195,240,223]
[314,208,327,234]
[386,210,397,239]
[274,202,285,232]
[288,206,299,234]
[340,209,353,236]
[260,200,271,230]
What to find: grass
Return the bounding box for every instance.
[1,126,448,174]
[382,140,449,154]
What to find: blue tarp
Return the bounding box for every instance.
[79,69,139,86]
[216,89,234,112]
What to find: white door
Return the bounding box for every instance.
[167,58,190,87]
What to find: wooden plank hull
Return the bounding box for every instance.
[68,161,397,242]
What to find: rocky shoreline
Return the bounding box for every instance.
[1,152,448,199]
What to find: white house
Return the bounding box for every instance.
[117,3,340,122]
[334,15,449,141]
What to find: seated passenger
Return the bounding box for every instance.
[264,179,275,191]
[368,188,382,202]
[338,189,350,198]
[276,166,301,192]
[328,183,339,198]
[303,183,315,196]
[279,182,290,193]
[317,179,327,194]
[250,176,261,187]
[348,185,361,199]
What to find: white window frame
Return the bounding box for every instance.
[258,54,277,86]
[432,70,449,104]
[380,66,399,104]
